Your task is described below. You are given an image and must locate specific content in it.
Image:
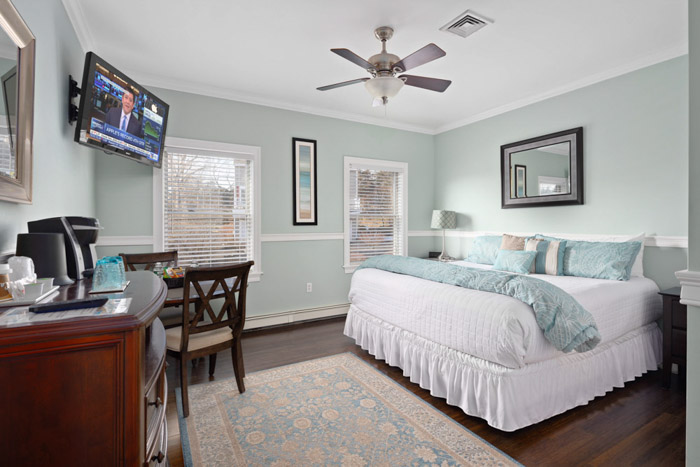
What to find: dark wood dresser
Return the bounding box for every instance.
[660,287,686,387]
[0,271,168,466]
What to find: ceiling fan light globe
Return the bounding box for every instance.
[364,76,404,100]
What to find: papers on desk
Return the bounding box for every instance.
[0,298,132,325]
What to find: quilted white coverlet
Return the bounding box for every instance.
[348,261,661,369]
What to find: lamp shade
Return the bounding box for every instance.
[431,210,456,229]
[364,76,404,99]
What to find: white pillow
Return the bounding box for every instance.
[626,233,645,278]
[539,232,645,277]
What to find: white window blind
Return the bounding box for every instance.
[344,157,407,271]
[162,149,254,267]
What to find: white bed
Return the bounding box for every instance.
[343,260,662,431]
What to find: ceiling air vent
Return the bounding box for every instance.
[440,10,493,38]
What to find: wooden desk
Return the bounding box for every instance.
[0,271,168,466]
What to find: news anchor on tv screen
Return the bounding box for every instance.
[103,89,144,138]
[73,52,169,168]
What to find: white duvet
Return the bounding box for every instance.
[348,261,661,369]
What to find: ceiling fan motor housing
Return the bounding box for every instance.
[370,26,401,75]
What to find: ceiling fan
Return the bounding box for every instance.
[317,26,452,106]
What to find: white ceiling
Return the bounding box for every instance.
[62,0,688,134]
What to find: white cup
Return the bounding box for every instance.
[23,282,44,300]
[36,278,54,290]
[8,256,36,283]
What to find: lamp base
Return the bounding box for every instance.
[438,253,455,262]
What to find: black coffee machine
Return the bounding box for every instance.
[27,217,101,280]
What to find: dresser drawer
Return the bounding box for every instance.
[147,414,168,466]
[672,329,687,357]
[145,361,167,460]
[672,301,687,329]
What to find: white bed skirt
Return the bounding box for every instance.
[344,305,662,432]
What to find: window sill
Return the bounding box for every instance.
[249,271,263,282]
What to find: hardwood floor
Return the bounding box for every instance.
[165,317,686,466]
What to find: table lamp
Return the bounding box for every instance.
[431,210,457,261]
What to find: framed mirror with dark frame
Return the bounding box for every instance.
[501,127,583,209]
[0,0,34,204]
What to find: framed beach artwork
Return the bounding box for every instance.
[292,137,317,225]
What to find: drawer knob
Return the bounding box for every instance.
[149,397,162,408]
[151,451,165,463]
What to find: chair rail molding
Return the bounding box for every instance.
[676,269,700,307]
[93,232,687,248]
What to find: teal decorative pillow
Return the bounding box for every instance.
[535,235,641,280]
[525,238,567,275]
[466,235,503,265]
[493,250,537,275]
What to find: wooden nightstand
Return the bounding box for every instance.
[659,287,686,388]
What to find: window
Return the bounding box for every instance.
[343,157,407,273]
[154,137,261,281]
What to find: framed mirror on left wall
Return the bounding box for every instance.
[0,0,34,204]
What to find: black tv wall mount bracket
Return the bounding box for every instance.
[68,75,81,125]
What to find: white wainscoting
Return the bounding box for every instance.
[95,232,688,248]
[676,270,700,307]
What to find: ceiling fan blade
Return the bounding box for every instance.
[317,77,370,91]
[331,48,376,71]
[393,44,446,73]
[400,75,452,92]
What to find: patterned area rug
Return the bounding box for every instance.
[177,353,519,466]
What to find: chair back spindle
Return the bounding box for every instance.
[180,261,253,352]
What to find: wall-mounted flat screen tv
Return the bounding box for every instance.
[73,52,169,168]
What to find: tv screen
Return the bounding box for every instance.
[74,52,169,168]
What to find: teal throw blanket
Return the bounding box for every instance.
[357,256,601,353]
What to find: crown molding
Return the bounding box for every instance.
[434,43,688,134]
[122,69,435,135]
[61,0,94,52]
[60,0,686,137]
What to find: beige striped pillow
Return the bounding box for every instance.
[525,238,566,275]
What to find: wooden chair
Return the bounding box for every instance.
[119,251,190,328]
[166,261,253,417]
[119,251,178,272]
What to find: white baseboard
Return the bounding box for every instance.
[244,303,349,330]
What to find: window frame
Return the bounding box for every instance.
[343,156,408,274]
[153,136,262,281]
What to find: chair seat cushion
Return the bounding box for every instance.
[166,326,234,352]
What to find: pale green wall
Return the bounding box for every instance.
[0,0,96,252]
[686,1,699,463]
[95,89,435,316]
[434,56,689,289]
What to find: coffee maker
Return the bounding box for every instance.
[27,217,101,280]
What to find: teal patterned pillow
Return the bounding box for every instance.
[466,235,503,265]
[493,250,537,275]
[536,235,641,281]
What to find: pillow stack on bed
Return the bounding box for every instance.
[467,233,643,281]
